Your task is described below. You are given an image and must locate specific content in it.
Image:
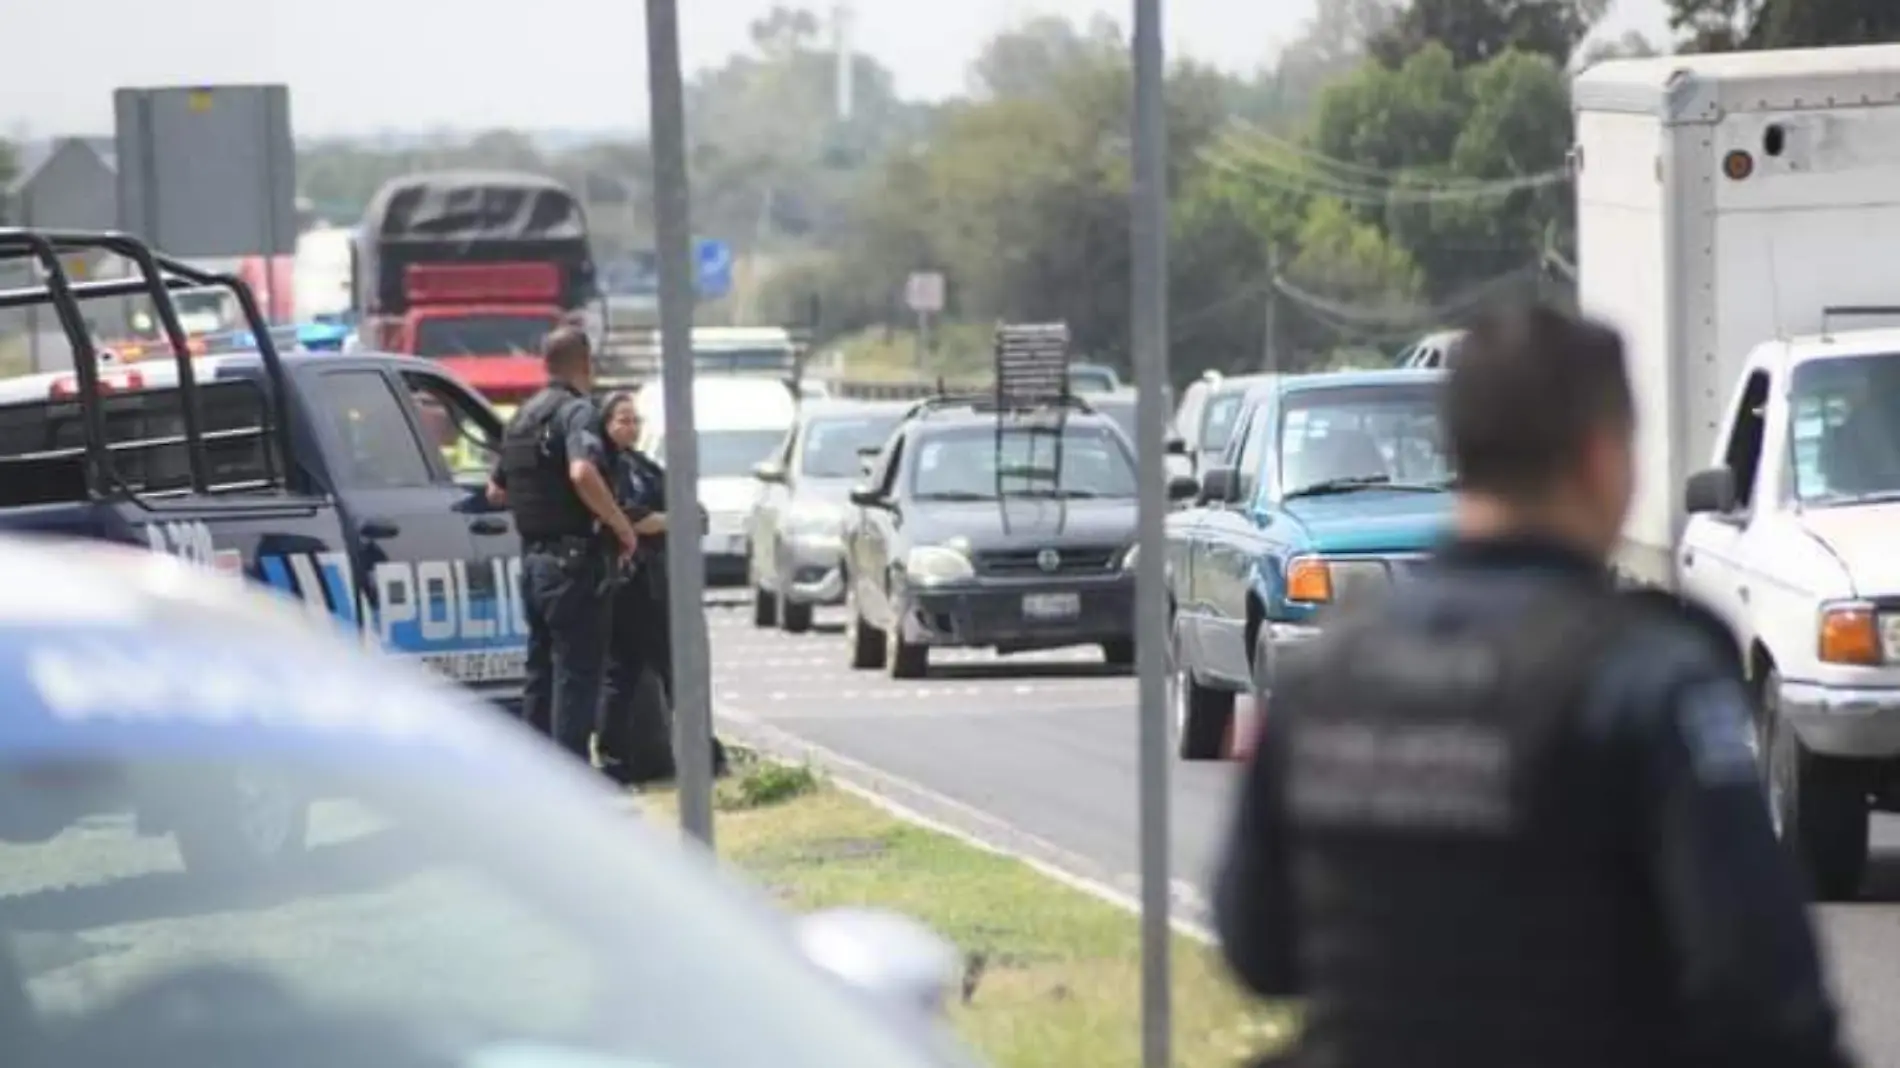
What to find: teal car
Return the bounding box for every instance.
[1162,369,1455,759]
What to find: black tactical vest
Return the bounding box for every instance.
[499,386,595,541]
[1270,586,1681,1068]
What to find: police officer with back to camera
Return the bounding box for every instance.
[486,325,638,764]
[1214,304,1854,1068]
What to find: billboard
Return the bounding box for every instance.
[114,85,298,258]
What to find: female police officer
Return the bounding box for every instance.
[596,391,728,785]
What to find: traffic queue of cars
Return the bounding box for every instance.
[743,368,1454,709]
[744,390,1201,679]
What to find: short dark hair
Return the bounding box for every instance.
[542,325,592,375]
[1444,304,1633,500]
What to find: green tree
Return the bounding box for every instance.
[785,15,1246,374]
[1305,44,1573,303]
[1238,0,1400,131]
[1577,30,1663,66]
[969,14,1124,98]
[1371,0,1608,67]
[1670,0,1900,49]
[684,5,921,251]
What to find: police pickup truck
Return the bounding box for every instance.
[0,231,527,704]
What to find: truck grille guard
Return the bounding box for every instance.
[0,229,294,507]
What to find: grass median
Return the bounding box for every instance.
[641,756,1295,1068]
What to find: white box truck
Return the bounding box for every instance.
[1575,43,1900,898]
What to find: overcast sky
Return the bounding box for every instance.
[7,0,1671,138]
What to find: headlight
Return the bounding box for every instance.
[1122,544,1139,570]
[1284,555,1390,605]
[783,503,844,538]
[904,545,975,584]
[1818,601,1900,665]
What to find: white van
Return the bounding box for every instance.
[637,377,798,580]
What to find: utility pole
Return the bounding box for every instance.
[1262,247,1280,374]
[832,3,855,122]
[1130,1,1172,1066]
[645,0,715,847]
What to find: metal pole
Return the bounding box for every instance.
[1131,1,1172,1066]
[1262,247,1279,374]
[645,0,715,846]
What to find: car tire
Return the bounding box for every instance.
[170,769,309,880]
[847,585,885,670]
[780,594,814,634]
[752,585,777,628]
[888,626,928,680]
[1100,639,1136,670]
[1169,622,1234,761]
[1764,667,1870,901]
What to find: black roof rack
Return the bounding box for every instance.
[990,321,1075,534]
[0,228,294,501]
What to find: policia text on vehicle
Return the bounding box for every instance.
[487,327,639,762]
[1214,306,1853,1068]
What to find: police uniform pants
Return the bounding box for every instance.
[599,574,675,782]
[520,542,611,761]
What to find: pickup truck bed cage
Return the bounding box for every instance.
[0,228,295,504]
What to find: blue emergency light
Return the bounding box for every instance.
[295,322,353,352]
[195,322,353,356]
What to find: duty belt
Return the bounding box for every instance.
[522,534,596,554]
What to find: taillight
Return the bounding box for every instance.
[50,370,144,399]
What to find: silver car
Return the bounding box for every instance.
[748,400,911,632]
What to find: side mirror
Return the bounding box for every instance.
[796,908,960,1020]
[1164,436,1188,456]
[1198,467,1237,505]
[1166,474,1200,502]
[1684,466,1738,515]
[849,485,883,508]
[753,460,787,484]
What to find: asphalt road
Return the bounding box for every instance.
[707,595,1900,1066]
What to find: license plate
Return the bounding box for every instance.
[420,649,526,684]
[1022,592,1080,621]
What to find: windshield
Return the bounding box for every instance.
[1067,368,1116,394]
[697,428,788,479]
[1199,390,1247,453]
[801,415,901,478]
[1092,399,1137,444]
[696,348,796,374]
[1279,384,1450,494]
[910,423,1137,500]
[0,760,939,1068]
[413,314,557,358]
[0,649,940,1068]
[1790,353,1900,503]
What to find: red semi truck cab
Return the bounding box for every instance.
[357,172,596,405]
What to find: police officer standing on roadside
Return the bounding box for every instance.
[1214,305,1853,1068]
[486,325,638,764]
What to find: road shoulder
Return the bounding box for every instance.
[641,766,1293,1068]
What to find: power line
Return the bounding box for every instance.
[1203,142,1571,205]
[1272,261,1548,334]
[1224,121,1548,189]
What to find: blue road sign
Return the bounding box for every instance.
[694,238,732,300]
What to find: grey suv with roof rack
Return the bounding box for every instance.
[839,390,1196,678]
